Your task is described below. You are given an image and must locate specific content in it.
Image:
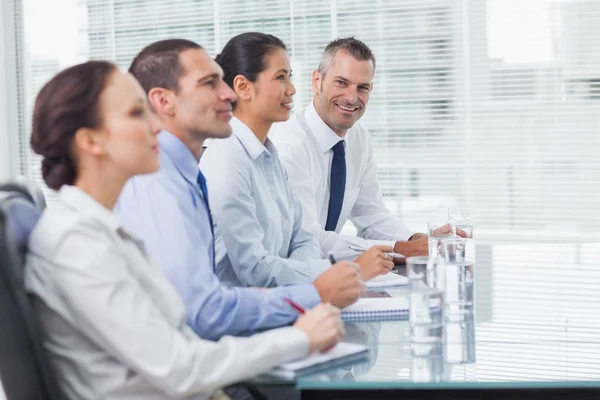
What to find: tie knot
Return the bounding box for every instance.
[332,141,345,157]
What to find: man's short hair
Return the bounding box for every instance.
[129,39,203,94]
[317,36,376,75]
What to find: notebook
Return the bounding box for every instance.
[266,342,369,379]
[366,272,408,288]
[341,296,409,322]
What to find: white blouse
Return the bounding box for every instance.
[25,185,308,400]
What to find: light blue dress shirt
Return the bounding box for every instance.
[200,117,331,288]
[115,131,320,340]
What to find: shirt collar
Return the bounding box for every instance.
[59,185,121,232]
[158,130,199,186]
[231,117,278,160]
[305,99,345,154]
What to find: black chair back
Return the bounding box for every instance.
[0,184,65,399]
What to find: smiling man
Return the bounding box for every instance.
[270,37,432,261]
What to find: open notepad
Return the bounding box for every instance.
[365,272,408,288]
[266,342,368,379]
[342,296,409,322]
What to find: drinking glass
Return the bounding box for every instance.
[409,288,445,383]
[406,256,444,290]
[444,311,476,365]
[439,238,474,316]
[428,221,453,259]
[448,206,473,239]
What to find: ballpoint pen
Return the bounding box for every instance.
[283,297,306,314]
[348,245,405,259]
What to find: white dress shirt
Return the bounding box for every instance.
[200,117,331,288]
[24,185,309,400]
[270,101,414,261]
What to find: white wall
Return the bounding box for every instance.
[0,0,19,181]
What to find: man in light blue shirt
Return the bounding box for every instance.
[116,40,363,340]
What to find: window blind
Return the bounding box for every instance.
[13,0,600,241]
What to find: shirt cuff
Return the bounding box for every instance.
[340,239,395,261]
[259,326,310,364]
[309,259,333,282]
[286,283,321,309]
[401,230,417,242]
[368,239,396,247]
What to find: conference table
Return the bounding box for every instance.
[245,243,600,399]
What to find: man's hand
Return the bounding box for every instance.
[313,261,365,308]
[294,303,344,353]
[354,245,395,281]
[395,223,470,258]
[431,223,470,238]
[394,236,429,258]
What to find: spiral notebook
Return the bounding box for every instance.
[266,342,368,379]
[341,296,409,322]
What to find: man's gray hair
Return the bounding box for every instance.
[317,37,376,74]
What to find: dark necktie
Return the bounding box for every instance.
[325,140,346,231]
[197,171,215,270]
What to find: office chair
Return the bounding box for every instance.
[0,176,47,211]
[0,182,45,267]
[0,184,65,399]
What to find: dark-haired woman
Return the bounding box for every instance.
[201,32,391,290]
[24,60,344,400]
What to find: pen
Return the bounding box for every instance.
[284,297,306,314]
[328,254,337,264]
[348,245,405,259]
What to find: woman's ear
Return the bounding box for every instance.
[74,127,106,158]
[232,75,252,103]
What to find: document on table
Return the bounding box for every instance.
[365,272,408,288]
[266,342,368,379]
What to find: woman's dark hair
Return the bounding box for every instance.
[215,32,287,107]
[30,60,117,190]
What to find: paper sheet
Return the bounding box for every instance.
[366,272,408,288]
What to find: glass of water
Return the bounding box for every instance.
[406,256,444,290]
[439,238,475,323]
[428,221,453,260]
[440,237,475,269]
[448,206,473,239]
[445,310,476,365]
[409,287,445,383]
